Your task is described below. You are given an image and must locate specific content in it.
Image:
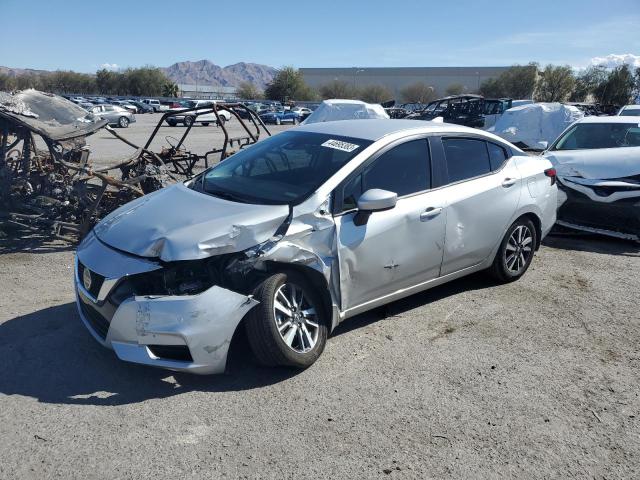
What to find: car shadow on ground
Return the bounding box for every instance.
[0,272,495,407]
[543,232,640,257]
[0,235,75,255]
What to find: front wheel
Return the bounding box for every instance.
[218,116,226,126]
[118,116,129,128]
[245,272,328,368]
[184,116,194,127]
[489,217,537,283]
[275,117,281,125]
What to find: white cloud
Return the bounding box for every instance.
[99,63,120,71]
[590,53,640,69]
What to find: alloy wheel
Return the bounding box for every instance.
[273,283,319,353]
[504,225,533,274]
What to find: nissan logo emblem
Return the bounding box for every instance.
[82,268,92,291]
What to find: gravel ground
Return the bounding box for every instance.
[1,116,639,479]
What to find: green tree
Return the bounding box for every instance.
[162,81,179,98]
[594,65,635,105]
[318,80,358,99]
[96,68,119,94]
[236,81,263,100]
[480,64,538,99]
[570,66,608,102]
[265,66,316,102]
[535,65,576,102]
[358,84,393,103]
[479,78,506,98]
[399,82,436,103]
[445,83,464,95]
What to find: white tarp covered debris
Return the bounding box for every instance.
[491,103,584,150]
[303,99,389,124]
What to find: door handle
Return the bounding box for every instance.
[502,178,517,187]
[420,207,442,221]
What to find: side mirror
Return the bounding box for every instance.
[538,141,549,150]
[354,189,397,226]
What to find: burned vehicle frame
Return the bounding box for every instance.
[0,90,271,242]
[405,95,512,129]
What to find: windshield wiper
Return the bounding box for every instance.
[205,188,249,203]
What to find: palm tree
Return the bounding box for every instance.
[162,82,179,98]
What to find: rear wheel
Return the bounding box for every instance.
[218,116,226,126]
[245,272,328,368]
[167,119,177,127]
[276,117,281,125]
[184,116,194,127]
[118,116,129,128]
[489,217,537,283]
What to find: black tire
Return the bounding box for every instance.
[118,116,129,128]
[184,116,194,127]
[276,117,281,125]
[167,119,177,127]
[245,272,328,368]
[489,217,537,283]
[202,122,210,126]
[293,117,299,125]
[218,116,226,126]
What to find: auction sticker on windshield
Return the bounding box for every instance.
[321,139,360,152]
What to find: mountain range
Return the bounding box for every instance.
[0,60,278,89]
[162,60,277,89]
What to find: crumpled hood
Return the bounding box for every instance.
[544,146,640,179]
[94,183,289,261]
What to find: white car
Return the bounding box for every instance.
[617,105,640,117]
[543,116,640,240]
[141,99,168,112]
[74,119,557,374]
[166,100,232,127]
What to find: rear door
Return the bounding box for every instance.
[435,136,522,275]
[335,137,448,311]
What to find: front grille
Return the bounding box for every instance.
[147,345,194,362]
[78,295,110,339]
[77,261,105,299]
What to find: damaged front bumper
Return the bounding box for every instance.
[556,176,640,241]
[74,233,259,374]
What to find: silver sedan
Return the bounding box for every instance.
[88,104,136,128]
[74,119,557,374]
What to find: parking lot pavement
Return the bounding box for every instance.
[0,232,639,479]
[84,112,293,168]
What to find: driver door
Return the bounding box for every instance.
[334,138,448,312]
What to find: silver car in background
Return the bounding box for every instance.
[89,104,136,128]
[74,119,557,374]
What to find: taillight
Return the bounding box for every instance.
[544,168,557,185]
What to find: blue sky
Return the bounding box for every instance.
[1,0,638,72]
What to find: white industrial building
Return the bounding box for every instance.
[300,66,510,98]
[177,84,238,100]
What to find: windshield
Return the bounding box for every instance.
[193,131,372,205]
[552,123,640,150]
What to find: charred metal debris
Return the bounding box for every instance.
[0,89,271,242]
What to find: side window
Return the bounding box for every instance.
[442,138,491,183]
[363,139,430,196]
[487,142,508,171]
[342,174,362,212]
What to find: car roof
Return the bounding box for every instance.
[620,105,640,110]
[578,115,640,124]
[294,119,490,141]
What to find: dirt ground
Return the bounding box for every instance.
[1,115,639,479]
